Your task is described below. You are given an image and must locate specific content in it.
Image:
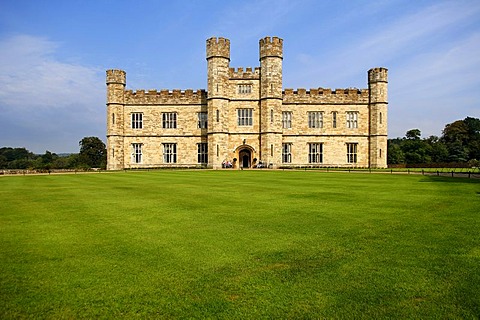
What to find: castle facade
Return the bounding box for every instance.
[106,37,388,170]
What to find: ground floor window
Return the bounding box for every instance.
[163,143,177,163]
[347,143,357,163]
[282,143,292,163]
[132,143,142,164]
[308,143,323,163]
[197,143,208,164]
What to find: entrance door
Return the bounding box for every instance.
[239,149,251,168]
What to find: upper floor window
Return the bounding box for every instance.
[198,112,207,129]
[282,143,292,163]
[379,112,383,124]
[347,143,358,163]
[308,112,323,128]
[163,143,177,163]
[282,111,292,129]
[237,109,253,126]
[131,113,143,129]
[308,143,323,163]
[346,112,358,129]
[132,143,142,164]
[238,84,252,94]
[162,112,177,129]
[332,111,337,128]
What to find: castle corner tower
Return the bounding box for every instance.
[106,69,126,171]
[368,67,388,168]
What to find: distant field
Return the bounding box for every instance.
[0,170,479,318]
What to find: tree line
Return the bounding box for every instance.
[388,117,480,167]
[0,137,106,170]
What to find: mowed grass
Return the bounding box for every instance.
[0,170,479,319]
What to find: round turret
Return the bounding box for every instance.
[206,37,230,60]
[259,36,283,59]
[106,69,126,85]
[368,67,388,83]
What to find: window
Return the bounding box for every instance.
[282,143,292,163]
[282,111,292,129]
[162,112,177,129]
[216,109,219,122]
[237,84,252,94]
[132,143,142,164]
[346,112,358,129]
[197,143,208,164]
[163,143,177,163]
[379,112,383,124]
[131,113,143,129]
[308,112,323,128]
[112,113,115,125]
[308,143,323,163]
[198,112,207,129]
[237,109,253,126]
[332,111,337,128]
[270,109,274,123]
[347,143,358,163]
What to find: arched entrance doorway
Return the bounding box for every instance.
[239,149,251,168]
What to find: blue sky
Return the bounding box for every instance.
[0,0,479,153]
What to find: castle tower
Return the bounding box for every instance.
[106,69,126,170]
[259,36,283,168]
[368,67,388,168]
[206,37,230,169]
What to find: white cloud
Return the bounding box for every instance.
[0,34,105,153]
[0,34,103,111]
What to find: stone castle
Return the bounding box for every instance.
[106,36,388,170]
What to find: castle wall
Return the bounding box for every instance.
[106,37,388,170]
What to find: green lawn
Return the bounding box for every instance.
[0,170,479,319]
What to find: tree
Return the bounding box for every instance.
[441,117,480,163]
[387,138,405,164]
[405,129,421,140]
[464,117,480,160]
[425,136,449,163]
[78,137,106,169]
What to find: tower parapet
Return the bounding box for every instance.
[106,69,126,85]
[259,36,283,59]
[368,67,388,84]
[206,37,230,60]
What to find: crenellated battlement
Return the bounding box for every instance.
[259,36,283,59]
[106,69,126,85]
[206,37,230,59]
[124,89,207,105]
[282,87,369,104]
[229,67,260,79]
[368,67,388,83]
